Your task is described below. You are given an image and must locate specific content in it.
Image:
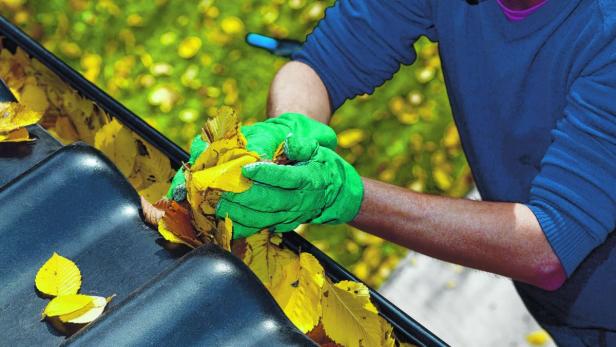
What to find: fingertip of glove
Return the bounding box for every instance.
[284,134,318,161]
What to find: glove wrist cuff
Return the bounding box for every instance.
[312,164,363,225]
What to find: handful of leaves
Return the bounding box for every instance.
[143,107,256,251]
[143,108,404,347]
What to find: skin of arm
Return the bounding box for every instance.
[267,61,567,291]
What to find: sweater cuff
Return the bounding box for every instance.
[527,203,598,277]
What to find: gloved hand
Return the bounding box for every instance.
[166,112,338,200]
[241,112,337,160]
[216,134,364,239]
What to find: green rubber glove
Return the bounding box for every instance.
[216,134,364,239]
[166,113,337,200]
[241,112,337,160]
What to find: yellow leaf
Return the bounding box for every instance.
[273,141,285,161]
[433,167,452,191]
[138,181,170,204]
[0,127,32,142]
[526,329,551,346]
[192,139,258,172]
[214,216,233,251]
[200,190,222,215]
[272,252,325,333]
[191,154,257,193]
[243,231,297,291]
[380,317,396,347]
[58,295,111,324]
[443,124,460,148]
[20,83,49,114]
[53,116,80,143]
[203,106,238,142]
[221,16,245,35]
[337,128,365,149]
[63,94,110,145]
[158,200,203,248]
[35,252,81,297]
[178,36,202,59]
[191,208,216,236]
[321,280,382,347]
[243,232,324,333]
[42,294,93,319]
[158,219,192,247]
[218,147,260,164]
[130,136,173,191]
[94,119,137,178]
[0,102,42,132]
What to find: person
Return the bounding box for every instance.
[172,1,615,344]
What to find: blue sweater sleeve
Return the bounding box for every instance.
[292,0,436,110]
[527,51,616,277]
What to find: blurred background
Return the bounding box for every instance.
[0,1,553,345]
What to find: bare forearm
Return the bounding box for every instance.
[351,178,566,290]
[267,61,332,123]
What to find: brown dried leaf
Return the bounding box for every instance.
[160,201,203,248]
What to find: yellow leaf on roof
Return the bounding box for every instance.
[243,230,297,291]
[35,252,81,297]
[243,231,325,333]
[321,280,383,347]
[191,154,257,193]
[94,119,137,178]
[42,294,93,319]
[58,295,111,324]
[272,252,325,333]
[0,102,42,133]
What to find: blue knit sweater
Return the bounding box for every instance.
[293,0,616,344]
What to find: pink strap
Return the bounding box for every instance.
[496,0,549,21]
